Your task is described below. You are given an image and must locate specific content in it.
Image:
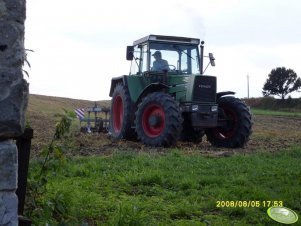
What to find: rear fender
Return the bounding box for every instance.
[136,83,169,105]
[109,76,127,97]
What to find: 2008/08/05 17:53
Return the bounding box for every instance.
[216,201,284,208]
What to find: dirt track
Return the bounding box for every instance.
[29,113,301,157]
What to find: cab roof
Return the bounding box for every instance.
[133,34,200,46]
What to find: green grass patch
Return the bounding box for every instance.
[27,147,301,225]
[251,108,301,118]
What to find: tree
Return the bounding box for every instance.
[262,67,301,99]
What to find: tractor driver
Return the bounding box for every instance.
[151,51,170,71]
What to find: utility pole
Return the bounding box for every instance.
[247,73,250,99]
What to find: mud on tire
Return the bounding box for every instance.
[205,96,252,148]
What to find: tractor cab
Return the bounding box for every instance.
[126,35,207,76]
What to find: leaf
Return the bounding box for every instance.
[54,146,63,159]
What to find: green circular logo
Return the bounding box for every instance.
[267,207,298,224]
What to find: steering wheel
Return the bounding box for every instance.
[168,65,176,70]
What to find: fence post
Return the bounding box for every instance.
[16,128,33,225]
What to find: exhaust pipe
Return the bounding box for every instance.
[200,41,205,74]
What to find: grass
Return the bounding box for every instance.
[251,108,301,118]
[28,146,301,226]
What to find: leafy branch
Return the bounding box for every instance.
[26,110,76,224]
[39,109,75,177]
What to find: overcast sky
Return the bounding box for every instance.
[25,0,301,100]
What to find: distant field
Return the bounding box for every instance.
[25,95,301,225]
[248,96,301,118]
[245,96,301,111]
[251,108,301,118]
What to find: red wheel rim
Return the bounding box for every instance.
[214,107,238,139]
[142,104,165,137]
[113,95,123,133]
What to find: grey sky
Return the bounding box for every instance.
[25,0,301,100]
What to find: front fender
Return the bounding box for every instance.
[216,91,235,100]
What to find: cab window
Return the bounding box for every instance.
[130,45,148,75]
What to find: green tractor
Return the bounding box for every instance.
[109,35,252,147]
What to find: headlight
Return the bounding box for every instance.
[211,106,218,112]
[192,105,198,111]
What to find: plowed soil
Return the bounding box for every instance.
[27,94,301,157]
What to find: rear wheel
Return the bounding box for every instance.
[110,83,133,139]
[205,96,252,148]
[135,92,182,147]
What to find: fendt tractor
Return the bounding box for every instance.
[109,35,252,147]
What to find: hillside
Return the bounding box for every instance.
[27,94,110,154]
[28,94,111,115]
[27,94,301,157]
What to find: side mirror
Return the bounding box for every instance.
[209,53,215,66]
[126,46,134,61]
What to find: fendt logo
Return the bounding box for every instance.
[199,84,211,89]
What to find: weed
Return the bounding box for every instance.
[25,110,76,225]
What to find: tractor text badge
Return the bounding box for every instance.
[267,207,298,224]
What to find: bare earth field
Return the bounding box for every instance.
[27,94,301,157]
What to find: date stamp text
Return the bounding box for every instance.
[216,200,283,208]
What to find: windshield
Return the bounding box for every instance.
[149,42,200,74]
[129,42,200,75]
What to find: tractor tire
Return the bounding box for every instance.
[205,96,252,148]
[135,92,182,147]
[181,117,204,143]
[109,83,133,139]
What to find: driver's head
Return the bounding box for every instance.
[152,51,162,59]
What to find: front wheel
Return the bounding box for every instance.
[205,96,252,148]
[135,92,182,147]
